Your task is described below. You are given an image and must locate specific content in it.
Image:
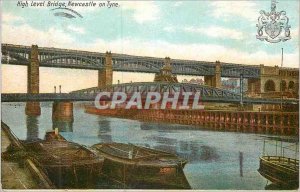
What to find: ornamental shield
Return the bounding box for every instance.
[265,22,282,39]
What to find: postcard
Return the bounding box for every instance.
[1,0,299,191]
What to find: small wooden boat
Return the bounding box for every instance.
[92,142,191,189]
[23,131,104,188]
[258,139,299,189]
[258,156,299,188]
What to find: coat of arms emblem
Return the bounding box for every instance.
[256,0,291,43]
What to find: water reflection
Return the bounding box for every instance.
[198,145,220,162]
[145,135,219,163]
[98,118,111,134]
[178,142,219,163]
[97,118,112,142]
[140,122,193,131]
[26,115,39,141]
[52,120,73,132]
[147,135,177,145]
[4,102,297,190]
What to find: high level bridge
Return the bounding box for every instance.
[1,43,299,116]
[2,43,298,94]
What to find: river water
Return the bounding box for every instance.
[1,102,298,190]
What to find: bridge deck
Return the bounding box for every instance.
[1,93,298,105]
[0,43,272,77]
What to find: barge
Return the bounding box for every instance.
[92,142,191,189]
[23,131,104,188]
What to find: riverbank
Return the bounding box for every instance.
[1,122,55,189]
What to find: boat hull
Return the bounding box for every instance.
[258,156,299,189]
[102,158,190,189]
[42,162,103,188]
[92,143,191,189]
[24,136,104,189]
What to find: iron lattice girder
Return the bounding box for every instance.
[2,45,30,64]
[71,82,242,101]
[221,64,260,78]
[1,43,286,78]
[69,82,300,105]
[112,54,164,72]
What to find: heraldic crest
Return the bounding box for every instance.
[256,0,291,43]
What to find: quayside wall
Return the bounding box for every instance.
[85,106,299,136]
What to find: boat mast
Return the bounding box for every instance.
[263,140,265,156]
[280,48,283,110]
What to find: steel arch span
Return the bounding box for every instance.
[71,82,242,99]
[2,43,264,78]
[2,81,299,105]
[69,82,298,105]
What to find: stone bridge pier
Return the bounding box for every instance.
[25,45,41,116]
[52,119,73,132]
[247,79,260,96]
[98,51,113,88]
[204,61,221,88]
[52,102,74,122]
[52,102,74,132]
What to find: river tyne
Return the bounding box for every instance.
[1,102,298,190]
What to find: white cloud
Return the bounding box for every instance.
[163,26,175,33]
[2,13,24,23]
[120,1,160,24]
[162,25,245,40]
[78,38,298,68]
[184,26,244,40]
[210,1,258,21]
[290,26,299,43]
[174,1,183,7]
[66,25,85,34]
[2,23,74,47]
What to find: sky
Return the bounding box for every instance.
[1,0,299,93]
